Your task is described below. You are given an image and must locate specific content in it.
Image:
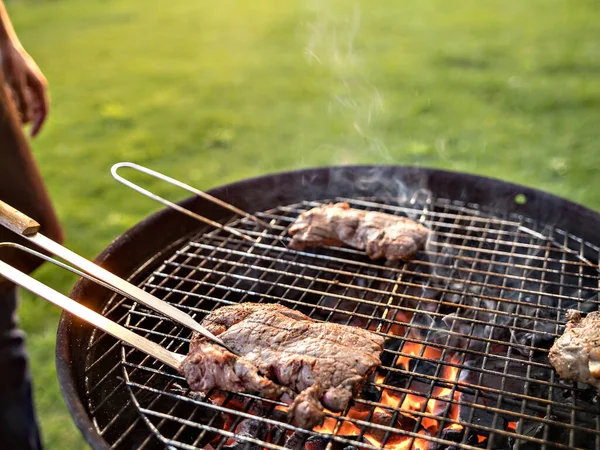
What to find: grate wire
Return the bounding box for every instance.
[80,196,600,450]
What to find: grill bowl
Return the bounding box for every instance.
[57,166,600,450]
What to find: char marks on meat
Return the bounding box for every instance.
[549,309,600,391]
[287,202,429,262]
[180,303,385,428]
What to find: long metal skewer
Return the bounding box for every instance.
[111,162,270,240]
[0,200,237,355]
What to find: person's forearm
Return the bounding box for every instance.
[0,1,20,46]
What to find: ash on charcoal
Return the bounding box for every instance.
[507,416,560,450]
[431,309,511,354]
[456,356,553,418]
[284,430,308,450]
[305,435,335,450]
[267,425,287,448]
[507,415,598,450]
[305,435,370,450]
[221,419,268,450]
[425,240,600,356]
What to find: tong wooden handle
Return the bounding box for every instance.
[0,199,41,236]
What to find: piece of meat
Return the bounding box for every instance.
[180,341,288,398]
[180,303,385,429]
[287,202,429,262]
[288,385,324,429]
[548,309,600,391]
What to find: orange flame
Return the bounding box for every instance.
[213,323,466,449]
[311,341,463,449]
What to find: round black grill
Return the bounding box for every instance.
[80,191,600,450]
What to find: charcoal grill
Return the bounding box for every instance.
[57,166,600,450]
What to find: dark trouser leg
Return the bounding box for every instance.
[0,286,43,450]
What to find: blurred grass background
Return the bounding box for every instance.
[5,0,600,448]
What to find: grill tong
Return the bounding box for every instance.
[0,199,237,356]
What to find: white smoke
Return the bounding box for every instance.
[304,0,389,163]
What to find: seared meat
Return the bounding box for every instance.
[288,202,429,262]
[548,309,600,391]
[180,303,385,428]
[181,341,288,398]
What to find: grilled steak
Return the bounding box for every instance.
[288,202,429,262]
[549,310,600,391]
[180,303,385,428]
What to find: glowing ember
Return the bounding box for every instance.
[507,421,517,432]
[395,341,441,371]
[363,430,431,450]
[311,339,463,449]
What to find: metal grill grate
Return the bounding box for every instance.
[83,195,600,450]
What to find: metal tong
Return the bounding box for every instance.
[111,162,272,241]
[0,199,236,356]
[0,244,186,370]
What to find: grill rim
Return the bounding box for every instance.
[56,165,600,449]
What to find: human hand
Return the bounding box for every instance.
[0,39,48,137]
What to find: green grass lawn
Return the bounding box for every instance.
[5,0,600,448]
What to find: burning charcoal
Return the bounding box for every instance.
[304,435,333,450]
[507,419,547,450]
[270,406,290,423]
[305,435,347,450]
[440,426,464,443]
[384,369,407,389]
[409,359,439,377]
[284,430,308,450]
[456,392,503,434]
[372,408,394,425]
[268,425,287,447]
[305,435,371,450]
[505,415,595,450]
[366,411,418,445]
[382,338,403,367]
[457,357,552,418]
[235,419,267,439]
[340,436,370,450]
[519,330,555,350]
[440,432,479,450]
[364,410,395,442]
[483,431,509,449]
[223,419,268,450]
[361,380,382,402]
